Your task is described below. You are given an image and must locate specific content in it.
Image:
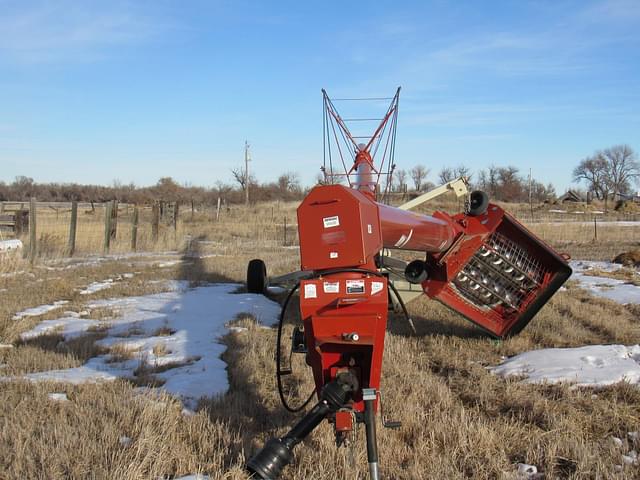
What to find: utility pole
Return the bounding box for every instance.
[528,168,533,222]
[245,140,251,205]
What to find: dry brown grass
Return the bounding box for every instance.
[1,201,640,478]
[582,266,640,286]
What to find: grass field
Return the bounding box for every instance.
[1,199,639,479]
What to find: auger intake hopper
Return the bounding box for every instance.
[423,205,571,338]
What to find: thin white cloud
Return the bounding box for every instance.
[579,0,640,23]
[0,1,168,64]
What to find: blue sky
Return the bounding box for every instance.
[1,0,639,192]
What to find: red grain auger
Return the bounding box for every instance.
[245,88,571,479]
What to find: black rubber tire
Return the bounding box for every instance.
[247,259,267,294]
[405,260,428,284]
[468,190,489,216]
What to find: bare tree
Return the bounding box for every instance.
[573,145,639,202]
[394,169,407,192]
[497,166,522,201]
[277,172,300,192]
[438,167,454,184]
[455,165,472,181]
[438,165,472,185]
[231,167,255,191]
[410,165,429,191]
[601,145,640,197]
[573,156,608,200]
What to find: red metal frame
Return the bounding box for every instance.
[295,89,570,436]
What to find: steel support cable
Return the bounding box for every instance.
[326,97,356,164]
[322,95,327,182]
[327,111,352,186]
[326,97,358,150]
[331,97,394,101]
[373,109,392,187]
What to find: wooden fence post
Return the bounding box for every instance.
[593,217,598,241]
[0,202,4,214]
[151,202,160,243]
[216,197,221,221]
[110,200,118,240]
[173,202,179,232]
[67,200,78,256]
[283,216,287,246]
[103,202,113,253]
[131,206,139,251]
[29,198,37,263]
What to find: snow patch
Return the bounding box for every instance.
[516,463,538,478]
[79,279,116,295]
[491,344,640,387]
[12,301,69,320]
[570,260,640,305]
[12,283,280,406]
[0,239,23,251]
[48,393,69,402]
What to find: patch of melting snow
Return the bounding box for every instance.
[12,300,69,320]
[516,464,539,478]
[570,260,640,305]
[0,239,23,251]
[174,475,210,480]
[79,279,116,295]
[491,344,640,387]
[11,282,280,407]
[20,315,101,340]
[48,393,69,402]
[157,260,186,268]
[622,450,638,466]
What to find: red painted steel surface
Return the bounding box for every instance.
[299,274,388,413]
[378,204,459,253]
[297,185,382,271]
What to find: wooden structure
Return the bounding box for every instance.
[0,210,29,237]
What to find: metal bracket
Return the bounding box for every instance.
[377,390,402,429]
[397,177,470,211]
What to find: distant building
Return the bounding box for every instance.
[557,190,584,203]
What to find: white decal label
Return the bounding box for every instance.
[394,234,407,247]
[367,224,372,234]
[323,281,340,294]
[330,251,338,259]
[304,284,317,299]
[371,281,384,295]
[323,216,340,228]
[346,279,365,294]
[394,229,414,248]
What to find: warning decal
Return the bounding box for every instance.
[346,279,365,294]
[323,216,340,228]
[323,281,340,293]
[304,283,317,299]
[371,281,384,295]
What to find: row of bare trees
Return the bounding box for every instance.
[390,164,555,203]
[0,173,304,205]
[2,145,635,206]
